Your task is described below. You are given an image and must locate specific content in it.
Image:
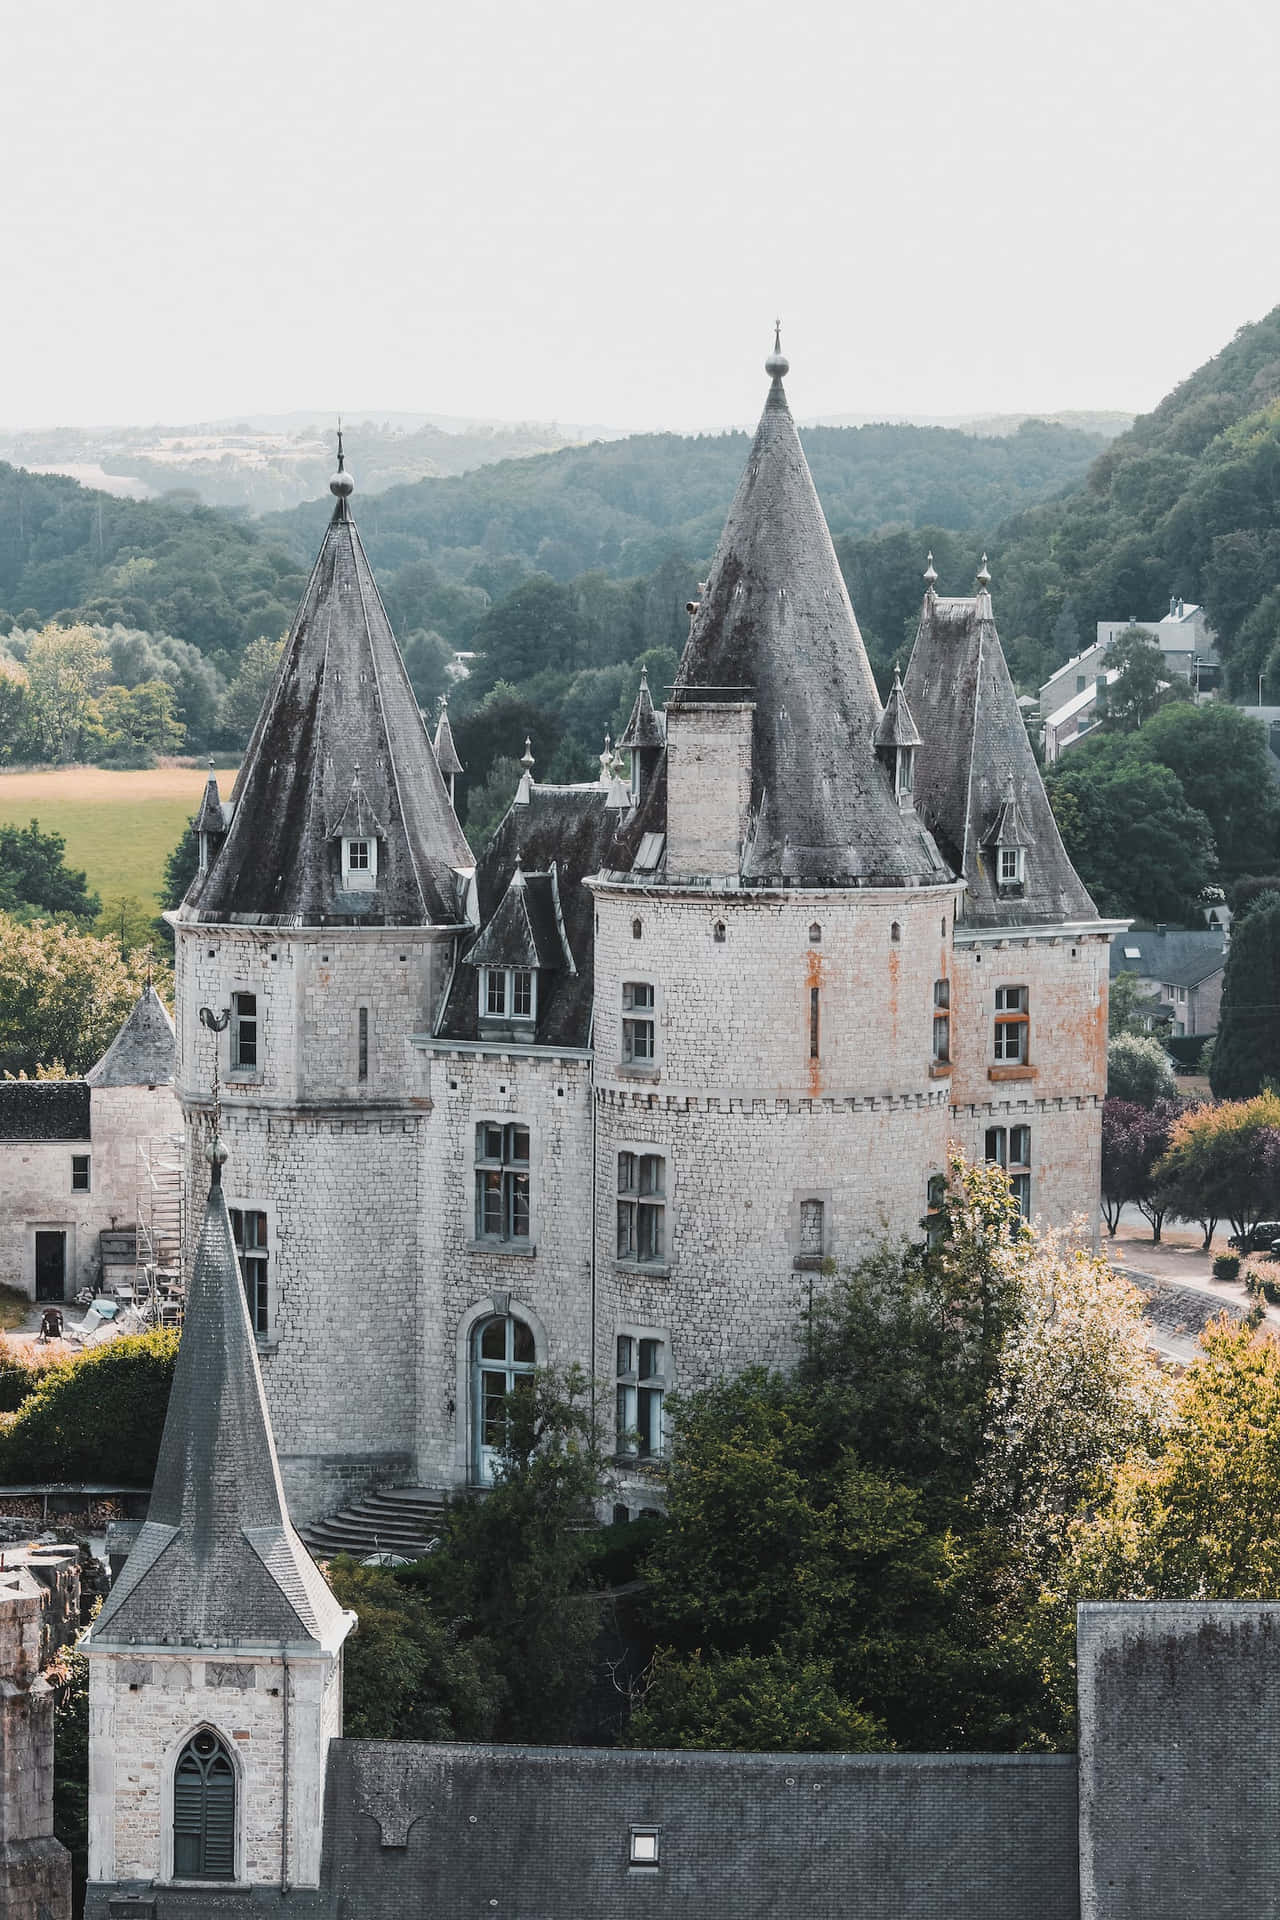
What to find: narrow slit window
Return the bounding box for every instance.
[932,979,951,1063]
[809,985,820,1059]
[357,1006,369,1082]
[231,992,257,1071]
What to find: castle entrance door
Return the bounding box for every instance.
[471,1312,536,1485]
[35,1230,66,1301]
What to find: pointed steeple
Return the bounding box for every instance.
[90,1137,351,1650]
[182,443,473,927]
[671,335,946,886]
[433,693,464,808]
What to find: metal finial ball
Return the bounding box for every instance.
[206,1135,228,1168]
[976,552,992,589]
[330,470,355,499]
[765,349,790,380]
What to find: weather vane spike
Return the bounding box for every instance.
[336,416,345,472]
[774,318,782,354]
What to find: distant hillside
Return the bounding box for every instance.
[262,416,1107,590]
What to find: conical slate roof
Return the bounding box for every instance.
[875,668,922,750]
[617,667,665,751]
[903,572,1098,927]
[672,345,946,886]
[183,469,473,927]
[91,1144,350,1650]
[193,769,227,837]
[85,985,175,1088]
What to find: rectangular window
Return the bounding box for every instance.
[998,847,1023,885]
[348,840,370,870]
[622,981,656,1063]
[799,1198,824,1257]
[630,1828,661,1867]
[342,836,377,890]
[932,979,950,1062]
[617,1152,665,1264]
[512,970,534,1019]
[231,991,258,1071]
[230,1207,269,1334]
[616,1334,665,1457]
[71,1153,91,1193]
[358,1006,369,1082]
[480,969,536,1024]
[985,1127,1031,1220]
[485,970,507,1017]
[993,985,1029,1063]
[1076,674,1086,693]
[809,985,820,1060]
[474,1123,531,1242]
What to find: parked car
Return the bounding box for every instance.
[1228,1221,1280,1254]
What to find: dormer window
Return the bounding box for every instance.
[895,745,914,798]
[342,837,377,891]
[998,846,1024,887]
[480,967,536,1025]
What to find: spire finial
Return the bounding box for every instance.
[330,419,354,501]
[923,551,938,589]
[639,665,649,690]
[521,735,535,774]
[976,552,991,590]
[765,319,790,382]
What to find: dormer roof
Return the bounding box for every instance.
[179,463,472,928]
[982,780,1029,851]
[465,861,575,975]
[671,343,946,888]
[90,1144,350,1651]
[193,771,228,837]
[904,573,1097,928]
[327,764,386,843]
[434,697,464,776]
[875,669,922,751]
[85,985,176,1088]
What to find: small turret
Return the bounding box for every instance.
[874,667,922,812]
[617,665,665,802]
[434,693,464,807]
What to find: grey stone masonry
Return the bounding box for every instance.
[0,1555,76,1920]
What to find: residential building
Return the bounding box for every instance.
[1110,928,1229,1038]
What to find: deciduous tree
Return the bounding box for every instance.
[0,913,155,1075]
[1211,891,1280,1098]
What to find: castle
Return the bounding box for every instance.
[168,340,1118,1527]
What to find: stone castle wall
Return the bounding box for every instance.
[0,1555,76,1920]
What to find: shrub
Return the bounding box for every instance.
[1213,1253,1242,1283]
[0,1334,61,1413]
[1198,1035,1216,1077]
[0,1329,178,1484]
[578,1514,668,1590]
[1108,1033,1177,1107]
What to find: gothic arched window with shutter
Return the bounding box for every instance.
[173,1728,236,1880]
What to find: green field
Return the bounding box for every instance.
[0,766,239,910]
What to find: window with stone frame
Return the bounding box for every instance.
[998,846,1024,887]
[615,1333,666,1457]
[231,991,258,1071]
[475,1123,531,1243]
[985,1124,1031,1218]
[801,1198,825,1255]
[621,980,656,1063]
[173,1729,236,1880]
[993,985,1029,1063]
[71,1153,91,1193]
[932,979,951,1062]
[342,836,377,891]
[479,967,536,1024]
[617,1151,665,1265]
[230,1208,269,1334]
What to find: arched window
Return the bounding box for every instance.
[808,922,822,945]
[173,1729,235,1880]
[471,1313,536,1486]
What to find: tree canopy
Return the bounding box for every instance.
[1211,891,1280,1098]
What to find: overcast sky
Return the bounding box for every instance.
[2,0,1276,433]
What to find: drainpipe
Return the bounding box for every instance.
[280,1647,290,1893]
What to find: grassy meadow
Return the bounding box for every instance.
[0,765,239,911]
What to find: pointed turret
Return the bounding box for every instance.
[434,693,464,806]
[617,665,665,801]
[90,1137,351,1650]
[85,984,175,1088]
[193,760,227,874]
[181,447,473,927]
[670,335,946,886]
[874,667,922,811]
[903,558,1097,926]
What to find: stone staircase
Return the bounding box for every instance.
[298,1486,447,1562]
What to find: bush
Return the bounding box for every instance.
[0,1329,178,1484]
[0,1334,61,1413]
[625,1648,889,1753]
[578,1514,668,1589]
[1245,1269,1280,1307]
[1198,1035,1216,1077]
[1213,1253,1241,1283]
[1108,1034,1177,1106]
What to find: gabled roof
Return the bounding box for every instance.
[328,765,387,843]
[670,344,945,888]
[617,667,665,752]
[438,777,656,1048]
[0,1081,90,1141]
[90,1144,351,1651]
[904,578,1098,928]
[875,668,922,750]
[434,696,464,776]
[179,467,473,928]
[464,862,575,974]
[1110,929,1228,988]
[85,986,175,1088]
[981,780,1029,852]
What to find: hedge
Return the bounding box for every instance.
[1166,1033,1213,1069]
[0,1329,178,1485]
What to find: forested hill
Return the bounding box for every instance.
[978,304,1280,696]
[261,417,1107,587]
